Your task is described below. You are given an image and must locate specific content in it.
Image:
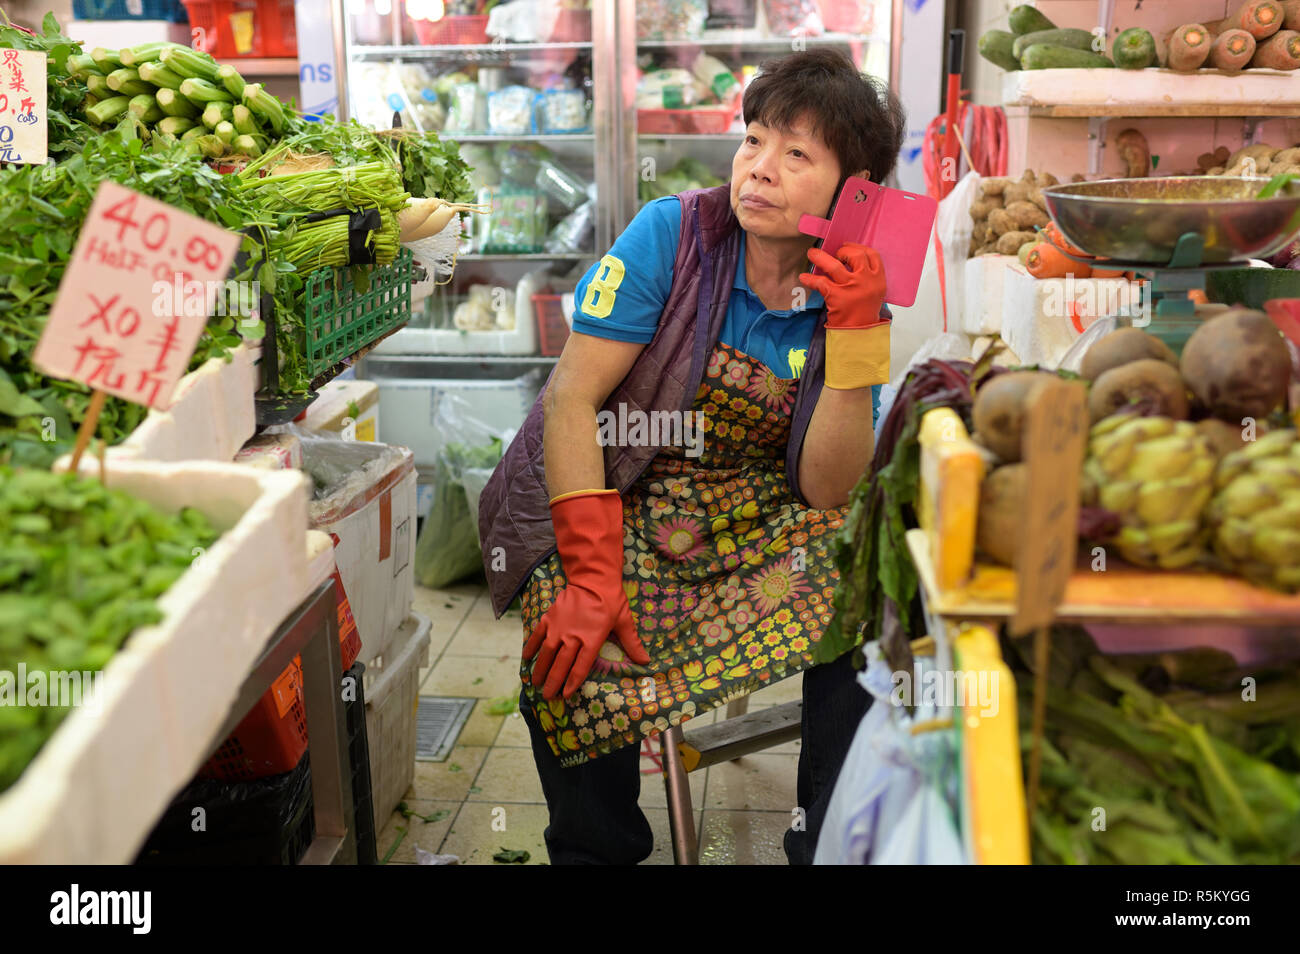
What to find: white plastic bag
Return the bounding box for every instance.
[935,170,982,325]
[874,332,971,439]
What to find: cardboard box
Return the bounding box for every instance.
[302,379,380,443]
[309,447,417,668]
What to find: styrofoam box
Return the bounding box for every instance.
[56,343,258,467]
[310,450,417,669]
[1001,266,1140,367]
[67,19,192,48]
[364,612,431,833]
[962,255,1017,336]
[1003,68,1300,109]
[0,461,313,864]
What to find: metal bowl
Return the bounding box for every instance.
[1041,177,1300,265]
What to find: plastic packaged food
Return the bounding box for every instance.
[636,0,708,39]
[545,199,595,253]
[761,0,824,36]
[495,142,547,185]
[534,158,588,212]
[488,85,538,136]
[636,68,700,108]
[446,82,487,134]
[480,184,548,253]
[537,87,589,133]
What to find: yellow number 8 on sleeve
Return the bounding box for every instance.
[580,254,627,319]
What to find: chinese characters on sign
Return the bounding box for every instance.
[0,50,46,165]
[32,182,241,410]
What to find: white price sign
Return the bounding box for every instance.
[0,50,47,165]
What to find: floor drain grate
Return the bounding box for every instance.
[415,696,476,762]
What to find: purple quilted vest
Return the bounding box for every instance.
[477,185,829,616]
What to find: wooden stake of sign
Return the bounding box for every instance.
[67,389,107,474]
[1011,378,1088,828]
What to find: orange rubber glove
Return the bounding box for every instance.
[523,489,652,700]
[800,243,891,389]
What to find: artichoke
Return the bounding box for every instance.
[1081,415,1218,569]
[1206,429,1300,592]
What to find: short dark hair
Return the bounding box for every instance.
[742,48,906,187]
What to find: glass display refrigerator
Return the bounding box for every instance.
[332,0,895,499]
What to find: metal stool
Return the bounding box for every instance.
[661,697,804,864]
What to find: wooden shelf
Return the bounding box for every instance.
[1026,104,1300,118]
[232,58,299,76]
[907,530,1300,628]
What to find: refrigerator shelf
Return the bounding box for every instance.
[350,42,592,58]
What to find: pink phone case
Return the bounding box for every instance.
[798,176,938,308]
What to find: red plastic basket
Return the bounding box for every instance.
[816,0,867,33]
[548,8,592,42]
[200,568,361,782]
[183,0,297,58]
[411,14,489,45]
[638,105,738,135]
[532,292,570,356]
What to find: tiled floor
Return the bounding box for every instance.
[378,582,803,865]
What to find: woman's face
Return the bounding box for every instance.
[730,116,843,239]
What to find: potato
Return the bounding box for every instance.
[1035,171,1059,187]
[1003,180,1032,206]
[1208,165,1226,175]
[1227,143,1280,166]
[988,208,1017,236]
[969,196,1003,220]
[1006,200,1050,229]
[972,220,992,245]
[1116,128,1151,178]
[1071,173,1086,182]
[981,177,1009,196]
[996,229,1038,254]
[1027,184,1048,210]
[1271,146,1300,166]
[974,242,998,256]
[1272,162,1300,176]
[1226,156,1270,176]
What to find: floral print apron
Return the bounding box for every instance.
[520,341,847,767]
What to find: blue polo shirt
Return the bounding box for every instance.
[572,196,881,425]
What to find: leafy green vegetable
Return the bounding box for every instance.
[414,438,504,588]
[0,12,95,159]
[0,125,278,466]
[485,694,518,716]
[0,466,221,792]
[493,848,530,863]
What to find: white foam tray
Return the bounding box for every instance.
[0,460,314,864]
[1002,67,1300,109]
[55,343,258,467]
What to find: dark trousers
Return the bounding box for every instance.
[520,650,870,865]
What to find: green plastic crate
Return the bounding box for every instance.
[303,249,414,378]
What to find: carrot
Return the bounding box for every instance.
[1251,28,1300,67]
[1188,289,1210,305]
[1284,0,1300,30]
[1167,23,1213,70]
[1211,28,1258,69]
[1092,267,1126,278]
[1043,222,1087,256]
[1233,0,1284,39]
[1027,242,1073,278]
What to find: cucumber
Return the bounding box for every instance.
[1012,28,1099,60]
[1020,44,1115,69]
[979,29,1021,71]
[1008,4,1057,35]
[1113,27,1157,69]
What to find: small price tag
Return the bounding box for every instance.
[32,181,242,410]
[0,50,47,165]
[1011,378,1088,635]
